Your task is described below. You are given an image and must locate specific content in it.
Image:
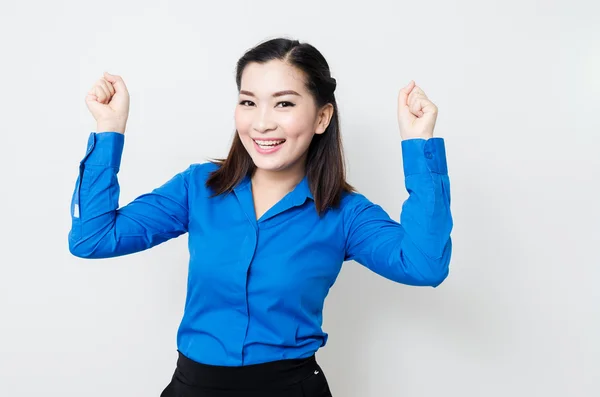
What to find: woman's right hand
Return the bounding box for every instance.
[85,72,130,134]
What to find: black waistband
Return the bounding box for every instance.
[173,351,320,390]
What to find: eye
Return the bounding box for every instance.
[239,100,255,106]
[276,101,295,108]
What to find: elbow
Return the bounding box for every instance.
[68,240,91,259]
[404,238,452,287]
[395,255,450,287]
[409,261,449,287]
[68,231,96,259]
[426,239,452,287]
[427,267,449,287]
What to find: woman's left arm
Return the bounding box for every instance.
[344,81,453,287]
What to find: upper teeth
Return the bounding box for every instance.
[255,140,285,146]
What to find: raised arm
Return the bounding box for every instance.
[344,81,452,287]
[344,138,452,287]
[68,72,190,259]
[68,132,191,258]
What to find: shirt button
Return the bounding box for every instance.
[425,151,433,159]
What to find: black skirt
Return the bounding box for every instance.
[160,351,333,397]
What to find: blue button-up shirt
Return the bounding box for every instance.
[68,132,452,366]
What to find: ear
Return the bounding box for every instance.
[315,103,334,135]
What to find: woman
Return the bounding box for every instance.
[69,37,452,396]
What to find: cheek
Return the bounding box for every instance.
[234,108,251,136]
[280,112,316,140]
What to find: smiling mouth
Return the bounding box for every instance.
[253,139,286,149]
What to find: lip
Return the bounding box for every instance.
[253,138,285,154]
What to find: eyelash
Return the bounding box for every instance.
[239,100,295,108]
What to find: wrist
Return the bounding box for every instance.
[96,122,126,134]
[402,134,433,141]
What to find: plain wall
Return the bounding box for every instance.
[1,0,598,396]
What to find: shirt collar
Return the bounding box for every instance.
[233,173,314,202]
[295,174,314,201]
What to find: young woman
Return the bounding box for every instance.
[70,37,453,397]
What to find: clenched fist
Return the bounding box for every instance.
[85,72,130,134]
[397,80,438,140]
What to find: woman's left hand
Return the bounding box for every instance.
[397,80,438,140]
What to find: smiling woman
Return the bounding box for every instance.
[235,61,333,182]
[70,37,453,397]
[207,39,349,219]
[237,86,298,155]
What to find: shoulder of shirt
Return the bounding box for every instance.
[338,189,376,213]
[179,161,221,188]
[186,161,220,175]
[334,189,384,234]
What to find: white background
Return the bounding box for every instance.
[1,0,598,396]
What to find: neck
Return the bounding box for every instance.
[251,162,306,193]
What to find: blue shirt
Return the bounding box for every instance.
[68,132,453,366]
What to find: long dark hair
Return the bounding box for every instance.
[206,37,354,215]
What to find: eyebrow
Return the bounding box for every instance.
[239,90,301,98]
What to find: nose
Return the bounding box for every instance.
[252,107,277,133]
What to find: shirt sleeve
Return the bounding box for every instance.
[68,132,191,259]
[344,137,453,287]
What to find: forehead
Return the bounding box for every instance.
[240,60,307,92]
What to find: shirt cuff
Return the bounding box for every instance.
[80,131,125,169]
[401,137,448,176]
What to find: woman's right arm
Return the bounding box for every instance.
[68,72,190,259]
[68,131,191,259]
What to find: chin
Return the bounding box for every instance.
[251,157,287,172]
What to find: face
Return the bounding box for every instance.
[234,59,333,176]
